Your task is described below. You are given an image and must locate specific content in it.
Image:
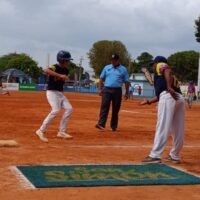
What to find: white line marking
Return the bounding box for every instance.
[70,99,99,102]
[121,110,140,114]
[9,166,36,190]
[33,144,200,149]
[168,165,200,178]
[121,110,156,115]
[48,144,152,148]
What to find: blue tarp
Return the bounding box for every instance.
[1,68,29,78]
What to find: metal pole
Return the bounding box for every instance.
[6,71,11,91]
[79,57,84,91]
[46,53,50,67]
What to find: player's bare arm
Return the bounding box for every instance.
[140,96,158,105]
[98,78,104,96]
[124,82,129,100]
[164,68,179,100]
[44,68,69,81]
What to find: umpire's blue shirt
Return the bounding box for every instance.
[100,64,129,88]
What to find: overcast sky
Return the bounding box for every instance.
[0,0,200,73]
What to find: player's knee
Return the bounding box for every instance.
[68,107,73,114]
[51,109,60,116]
[65,106,73,114]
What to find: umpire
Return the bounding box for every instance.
[95,54,129,132]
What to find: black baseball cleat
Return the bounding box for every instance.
[164,155,181,164]
[142,156,161,164]
[111,128,117,132]
[95,124,105,131]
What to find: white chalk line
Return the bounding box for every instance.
[68,101,156,115]
[121,110,156,115]
[169,165,200,179]
[33,144,200,149]
[121,110,139,114]
[9,166,36,190]
[70,99,100,102]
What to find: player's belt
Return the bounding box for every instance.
[160,90,182,96]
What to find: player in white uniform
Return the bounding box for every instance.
[36,50,73,142]
[141,56,185,164]
[0,78,10,95]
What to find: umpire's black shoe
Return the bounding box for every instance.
[111,128,117,132]
[95,124,105,130]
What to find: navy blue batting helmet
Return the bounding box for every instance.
[149,56,167,66]
[57,50,73,63]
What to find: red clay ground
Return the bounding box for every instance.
[0,91,200,200]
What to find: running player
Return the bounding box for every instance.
[36,50,73,142]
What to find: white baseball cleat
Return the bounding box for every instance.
[57,132,73,139]
[36,130,48,143]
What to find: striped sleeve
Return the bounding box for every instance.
[48,65,56,71]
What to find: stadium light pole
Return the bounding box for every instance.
[46,53,50,67]
[79,56,84,89]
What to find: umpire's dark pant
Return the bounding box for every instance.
[98,87,122,129]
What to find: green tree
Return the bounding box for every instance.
[0,53,41,79]
[137,52,153,67]
[88,40,132,76]
[130,60,140,73]
[68,62,84,80]
[195,16,200,43]
[134,52,153,73]
[167,51,199,82]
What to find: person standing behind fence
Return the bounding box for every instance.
[95,54,129,132]
[187,81,196,109]
[128,85,134,99]
[138,85,142,95]
[36,50,73,142]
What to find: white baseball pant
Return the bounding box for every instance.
[40,90,73,132]
[149,91,185,160]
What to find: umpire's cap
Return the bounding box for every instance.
[57,50,73,63]
[149,56,167,66]
[111,53,120,60]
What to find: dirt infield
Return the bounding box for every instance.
[0,91,200,200]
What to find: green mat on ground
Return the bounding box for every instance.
[17,164,200,188]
